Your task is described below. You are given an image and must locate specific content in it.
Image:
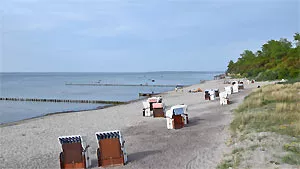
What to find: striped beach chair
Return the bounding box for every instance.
[166,105,188,129]
[95,130,128,167]
[58,135,91,169]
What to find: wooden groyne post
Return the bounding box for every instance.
[0,97,126,105]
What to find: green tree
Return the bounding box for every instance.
[226,33,300,80]
[294,33,300,47]
[227,60,235,74]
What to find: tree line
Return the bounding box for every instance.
[226,33,300,81]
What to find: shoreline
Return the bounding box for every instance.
[0,98,142,127]
[0,83,194,127]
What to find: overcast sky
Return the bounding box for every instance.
[1,0,299,72]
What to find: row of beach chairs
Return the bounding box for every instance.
[205,80,245,105]
[57,80,246,169]
[142,96,189,129]
[58,97,188,169]
[58,130,127,169]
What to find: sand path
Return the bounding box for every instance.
[0,80,267,169]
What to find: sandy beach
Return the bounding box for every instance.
[0,79,270,169]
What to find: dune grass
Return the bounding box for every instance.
[229,82,300,166]
[231,82,300,137]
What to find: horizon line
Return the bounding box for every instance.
[0,70,225,74]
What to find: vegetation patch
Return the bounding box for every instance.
[284,142,300,154]
[282,153,300,165]
[231,82,300,137]
[217,154,242,169]
[218,82,300,168]
[226,33,300,81]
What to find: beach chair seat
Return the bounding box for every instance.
[58,135,91,169]
[152,103,165,118]
[95,130,127,167]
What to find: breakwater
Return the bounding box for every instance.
[0,97,126,105]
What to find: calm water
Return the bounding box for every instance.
[0,72,221,124]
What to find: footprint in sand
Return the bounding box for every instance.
[185,147,218,169]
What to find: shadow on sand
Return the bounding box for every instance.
[90,150,162,167]
[228,100,236,105]
[128,150,162,163]
[186,117,205,127]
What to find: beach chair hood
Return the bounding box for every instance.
[166,105,188,118]
[147,96,162,103]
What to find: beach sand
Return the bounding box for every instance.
[0,79,271,169]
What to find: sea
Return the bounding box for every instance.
[0,72,222,124]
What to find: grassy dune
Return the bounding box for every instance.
[218,82,300,168]
[232,82,300,137]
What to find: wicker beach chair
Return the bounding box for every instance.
[214,89,220,97]
[166,105,188,129]
[219,91,230,105]
[204,90,210,100]
[147,97,163,112]
[58,135,91,169]
[95,130,127,167]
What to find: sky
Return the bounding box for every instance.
[0,0,299,72]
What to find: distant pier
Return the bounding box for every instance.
[65,83,182,87]
[0,97,126,105]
